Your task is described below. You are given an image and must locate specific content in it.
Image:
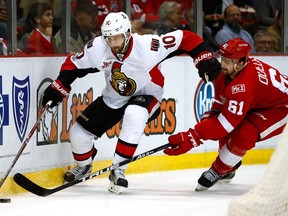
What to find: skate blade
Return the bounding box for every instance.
[195,184,209,192]
[108,181,125,194]
[217,179,232,184]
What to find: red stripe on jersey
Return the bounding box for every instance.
[123,36,134,61]
[179,30,203,51]
[60,54,77,71]
[116,139,137,157]
[149,65,164,87]
[147,97,158,114]
[73,147,96,161]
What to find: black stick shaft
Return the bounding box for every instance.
[0,101,51,188]
[13,143,171,196]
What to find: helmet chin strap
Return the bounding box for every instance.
[120,32,131,53]
[230,61,248,79]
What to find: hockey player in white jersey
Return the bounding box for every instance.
[41,12,221,194]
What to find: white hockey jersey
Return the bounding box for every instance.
[60,30,204,109]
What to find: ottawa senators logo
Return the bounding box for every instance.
[110,62,136,96]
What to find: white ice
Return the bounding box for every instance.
[0,165,266,216]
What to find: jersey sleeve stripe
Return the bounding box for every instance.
[218,113,234,133]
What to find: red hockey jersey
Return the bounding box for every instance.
[25,29,54,55]
[195,57,288,140]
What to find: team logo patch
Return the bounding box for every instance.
[231,84,245,94]
[194,80,215,123]
[101,61,112,69]
[150,38,160,51]
[110,62,136,96]
[12,76,30,142]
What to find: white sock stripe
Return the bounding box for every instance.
[219,145,242,167]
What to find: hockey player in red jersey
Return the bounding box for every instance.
[164,38,288,191]
[41,12,221,194]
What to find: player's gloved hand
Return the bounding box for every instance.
[201,109,220,121]
[164,129,203,156]
[42,79,71,108]
[194,51,221,82]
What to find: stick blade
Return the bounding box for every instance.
[13,173,48,197]
[0,198,11,203]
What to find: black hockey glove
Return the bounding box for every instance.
[194,51,221,82]
[42,79,71,108]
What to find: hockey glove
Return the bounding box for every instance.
[201,109,220,121]
[194,51,221,82]
[164,129,203,156]
[42,79,71,108]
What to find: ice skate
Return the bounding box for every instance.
[64,164,92,182]
[218,161,242,184]
[195,168,221,191]
[108,169,128,194]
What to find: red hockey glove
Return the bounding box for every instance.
[164,129,203,156]
[201,109,220,121]
[194,51,221,82]
[42,79,71,108]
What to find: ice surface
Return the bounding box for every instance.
[0,165,266,216]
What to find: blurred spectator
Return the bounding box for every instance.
[0,37,27,55]
[18,2,54,55]
[131,0,158,23]
[149,1,182,35]
[95,0,122,28]
[254,30,277,52]
[183,7,219,52]
[71,0,122,37]
[130,0,158,35]
[254,0,281,30]
[54,0,103,54]
[267,9,282,52]
[18,1,61,36]
[207,1,257,36]
[238,4,257,37]
[203,0,224,36]
[215,4,255,52]
[0,0,23,39]
[131,20,154,35]
[228,1,258,37]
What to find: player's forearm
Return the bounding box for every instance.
[195,118,228,140]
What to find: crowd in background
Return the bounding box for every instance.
[0,0,283,55]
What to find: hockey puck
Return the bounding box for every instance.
[0,198,11,203]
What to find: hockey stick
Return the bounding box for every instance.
[0,101,52,188]
[13,143,171,197]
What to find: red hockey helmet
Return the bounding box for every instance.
[219,38,251,61]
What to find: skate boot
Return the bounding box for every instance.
[108,168,128,194]
[218,161,242,184]
[64,164,92,182]
[195,168,221,191]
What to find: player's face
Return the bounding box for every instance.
[220,56,238,77]
[106,34,125,54]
